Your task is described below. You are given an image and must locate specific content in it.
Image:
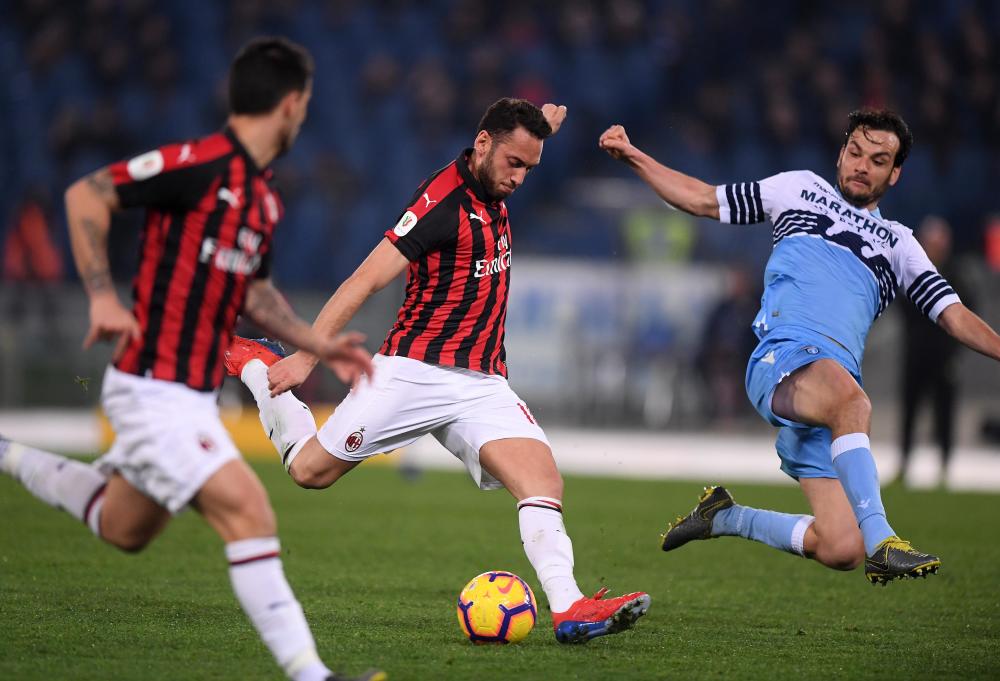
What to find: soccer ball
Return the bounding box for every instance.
[456,571,537,644]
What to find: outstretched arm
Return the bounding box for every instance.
[65,167,141,360]
[598,125,720,219]
[937,303,1000,361]
[266,238,409,395]
[243,278,374,387]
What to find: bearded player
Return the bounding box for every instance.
[600,109,1000,585]
[225,98,651,642]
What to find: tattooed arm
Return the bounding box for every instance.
[243,278,319,351]
[244,279,373,387]
[65,167,140,358]
[66,168,120,295]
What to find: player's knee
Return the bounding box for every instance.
[548,472,564,500]
[842,391,872,426]
[224,478,278,535]
[213,496,278,540]
[822,535,865,571]
[828,389,871,434]
[240,498,277,536]
[104,528,155,554]
[288,462,337,490]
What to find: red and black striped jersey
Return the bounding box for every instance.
[109,127,282,391]
[380,149,512,377]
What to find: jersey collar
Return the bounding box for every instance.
[224,125,263,176]
[457,148,498,206]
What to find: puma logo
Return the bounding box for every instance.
[217,187,242,209]
[422,192,437,208]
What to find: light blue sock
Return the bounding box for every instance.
[831,433,895,555]
[712,504,815,556]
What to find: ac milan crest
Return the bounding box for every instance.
[345,427,365,452]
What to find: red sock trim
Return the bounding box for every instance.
[228,551,280,567]
[517,500,563,513]
[83,483,107,528]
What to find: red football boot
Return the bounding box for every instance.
[551,587,651,643]
[223,337,286,377]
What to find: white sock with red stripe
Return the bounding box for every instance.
[226,537,331,681]
[240,360,317,471]
[517,496,585,613]
[0,440,107,536]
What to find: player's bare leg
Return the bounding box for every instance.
[773,359,940,583]
[0,438,170,549]
[193,458,375,681]
[479,437,563,501]
[224,337,363,491]
[97,474,172,551]
[661,359,936,583]
[799,477,864,570]
[479,438,650,643]
[285,437,359,489]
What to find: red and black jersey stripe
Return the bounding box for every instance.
[380,150,512,377]
[110,127,280,391]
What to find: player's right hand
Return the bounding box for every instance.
[267,350,319,397]
[542,103,568,135]
[84,294,141,361]
[599,125,635,161]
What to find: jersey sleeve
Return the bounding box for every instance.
[109,143,220,211]
[253,249,272,280]
[715,172,794,225]
[897,231,961,322]
[384,187,459,261]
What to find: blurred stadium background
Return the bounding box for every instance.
[2,0,999,489]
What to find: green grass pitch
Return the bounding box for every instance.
[2,462,998,680]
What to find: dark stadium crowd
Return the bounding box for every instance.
[3,0,999,290]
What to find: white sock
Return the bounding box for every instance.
[226,537,331,681]
[241,360,317,470]
[517,497,585,613]
[2,440,107,535]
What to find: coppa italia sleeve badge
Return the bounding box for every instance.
[394,211,418,236]
[126,149,165,180]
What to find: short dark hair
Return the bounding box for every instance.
[477,98,552,142]
[229,37,314,115]
[843,109,913,167]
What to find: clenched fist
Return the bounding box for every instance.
[598,125,636,162]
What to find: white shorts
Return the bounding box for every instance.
[316,355,549,490]
[95,366,241,513]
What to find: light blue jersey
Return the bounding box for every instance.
[716,171,960,368]
[718,171,962,480]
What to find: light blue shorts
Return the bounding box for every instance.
[744,326,862,480]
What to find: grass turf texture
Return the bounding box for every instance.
[1,462,997,680]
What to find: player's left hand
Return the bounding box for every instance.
[598,124,636,161]
[542,104,568,135]
[315,331,375,388]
